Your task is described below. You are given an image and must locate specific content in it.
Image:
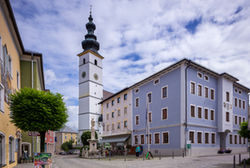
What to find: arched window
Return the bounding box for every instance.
[9,136,15,162]
[83,58,86,64]
[94,59,97,66]
[0,133,6,165]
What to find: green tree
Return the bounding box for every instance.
[238,122,250,157]
[10,88,68,152]
[61,140,74,152]
[81,131,98,146]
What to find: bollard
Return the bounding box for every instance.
[172,151,174,159]
[239,154,241,165]
[143,151,145,160]
[109,151,111,161]
[124,150,127,161]
[159,152,161,160]
[182,151,184,158]
[233,155,235,168]
[243,159,246,168]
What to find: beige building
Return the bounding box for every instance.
[55,126,78,154]
[100,88,133,148]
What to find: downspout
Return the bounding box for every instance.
[185,60,191,156]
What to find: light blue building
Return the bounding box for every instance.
[131,59,249,156]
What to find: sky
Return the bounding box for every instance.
[10,0,250,131]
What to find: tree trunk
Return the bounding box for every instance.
[40,131,46,153]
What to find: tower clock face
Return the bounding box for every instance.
[94,73,98,80]
[82,72,86,78]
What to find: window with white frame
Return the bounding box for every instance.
[0,133,6,165]
[198,107,202,119]
[162,132,169,144]
[198,84,202,96]
[191,105,195,117]
[124,120,127,128]
[154,133,160,144]
[205,87,209,98]
[190,82,195,94]
[154,79,159,85]
[239,99,241,108]
[162,86,168,98]
[211,133,215,144]
[189,131,194,143]
[226,112,230,122]
[210,89,215,100]
[205,133,209,144]
[117,122,120,129]
[124,107,127,115]
[239,136,242,144]
[204,108,208,120]
[234,135,237,144]
[197,132,202,144]
[117,109,121,117]
[235,98,237,107]
[112,123,115,130]
[210,110,214,120]
[134,135,138,144]
[204,75,209,81]
[135,115,139,125]
[197,72,203,79]
[9,137,15,162]
[243,100,245,109]
[162,108,168,120]
[0,84,4,112]
[239,116,242,125]
[147,134,152,144]
[135,98,139,107]
[243,117,245,122]
[147,92,152,103]
[148,112,152,122]
[235,116,238,125]
[141,135,144,144]
[229,134,233,144]
[106,102,109,109]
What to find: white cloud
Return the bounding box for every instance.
[10,0,250,129]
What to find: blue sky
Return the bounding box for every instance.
[10,0,250,130]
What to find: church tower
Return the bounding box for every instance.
[78,12,103,137]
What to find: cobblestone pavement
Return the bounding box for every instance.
[15,153,250,168]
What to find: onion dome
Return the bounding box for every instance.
[81,13,100,52]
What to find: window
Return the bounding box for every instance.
[106,102,109,108]
[94,59,97,65]
[239,99,241,108]
[205,133,209,144]
[83,58,86,64]
[0,84,4,112]
[198,107,202,119]
[124,107,127,115]
[135,88,139,93]
[243,101,245,109]
[106,113,109,120]
[239,90,242,94]
[189,131,194,143]
[162,86,168,98]
[134,136,138,144]
[147,134,152,144]
[124,94,127,100]
[148,112,152,122]
[235,89,238,93]
[112,112,114,118]
[204,75,209,81]
[211,89,215,100]
[234,135,237,144]
[210,110,214,120]
[198,85,202,96]
[135,115,139,125]
[226,92,230,102]
[204,108,208,120]
[239,136,242,144]
[117,97,120,103]
[229,135,233,144]
[239,117,242,125]
[197,72,203,78]
[9,137,15,162]
[235,116,238,125]
[141,135,144,144]
[0,134,5,165]
[17,72,20,89]
[211,133,215,144]
[112,100,114,106]
[154,133,160,144]
[197,132,202,144]
[243,117,245,122]
[117,122,120,129]
[191,105,195,117]
[107,124,109,131]
[124,120,127,128]
[235,98,237,107]
[147,93,152,103]
[244,138,246,144]
[117,109,121,117]
[162,108,168,120]
[226,112,230,122]
[112,123,115,130]
[162,132,169,144]
[154,79,159,85]
[190,82,195,94]
[135,98,139,107]
[103,124,105,131]
[205,87,208,98]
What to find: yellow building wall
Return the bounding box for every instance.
[0,3,21,168]
[62,133,78,144]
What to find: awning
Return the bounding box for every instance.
[101,135,130,143]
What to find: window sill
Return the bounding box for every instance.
[1,164,7,167]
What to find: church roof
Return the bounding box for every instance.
[58,126,78,133]
[103,90,113,100]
